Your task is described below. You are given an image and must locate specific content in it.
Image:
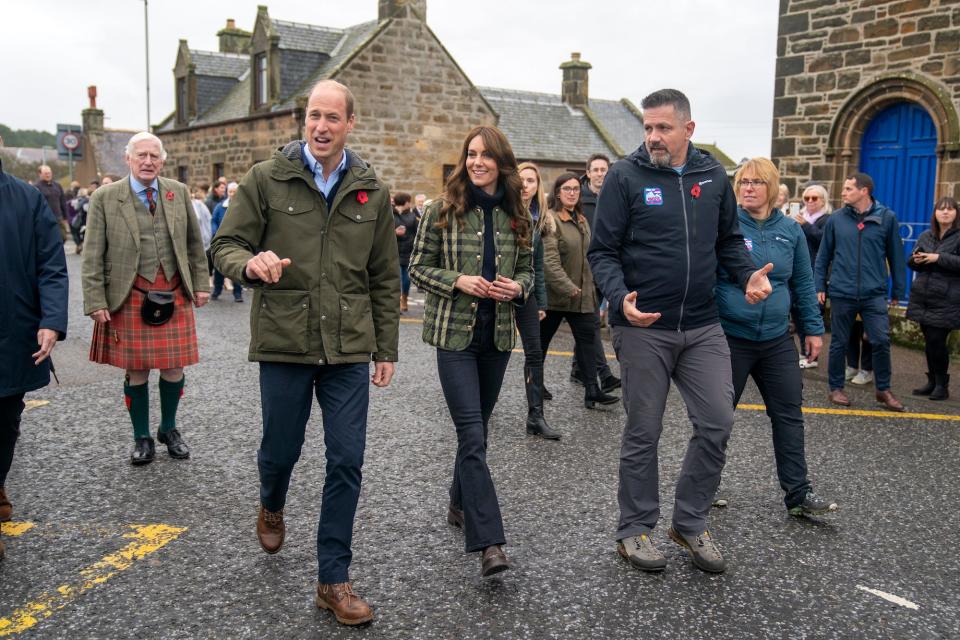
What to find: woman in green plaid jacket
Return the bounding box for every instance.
[409,125,533,579]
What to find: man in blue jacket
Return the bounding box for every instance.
[588,89,773,574]
[0,158,69,560]
[814,173,906,411]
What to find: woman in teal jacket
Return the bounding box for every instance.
[715,158,837,517]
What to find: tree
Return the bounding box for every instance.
[0,123,57,148]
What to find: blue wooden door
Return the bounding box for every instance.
[859,102,938,300]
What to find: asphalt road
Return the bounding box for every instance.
[1,252,958,639]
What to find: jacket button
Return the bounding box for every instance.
[318,359,324,364]
[288,206,293,212]
[302,303,308,309]
[261,303,266,308]
[321,272,326,278]
[321,315,326,320]
[477,231,482,236]
[356,215,362,220]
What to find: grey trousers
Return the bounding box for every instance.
[612,322,734,540]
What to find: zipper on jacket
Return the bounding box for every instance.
[856,215,862,301]
[755,223,767,340]
[677,175,691,332]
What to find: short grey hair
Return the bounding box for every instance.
[802,183,833,214]
[227,181,239,192]
[641,89,692,122]
[125,131,167,161]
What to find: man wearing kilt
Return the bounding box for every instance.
[82,132,210,465]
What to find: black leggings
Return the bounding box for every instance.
[0,394,25,487]
[921,324,953,375]
[514,295,543,369]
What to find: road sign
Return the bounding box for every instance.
[56,124,83,160]
[62,133,80,151]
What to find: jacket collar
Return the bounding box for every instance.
[737,206,784,228]
[630,142,719,175]
[271,140,374,186]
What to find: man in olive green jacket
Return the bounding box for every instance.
[211,80,399,626]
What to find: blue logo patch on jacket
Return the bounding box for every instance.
[644,188,663,206]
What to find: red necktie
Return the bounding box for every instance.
[145,188,156,215]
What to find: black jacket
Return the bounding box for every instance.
[394,208,418,266]
[34,178,67,219]
[1,161,69,395]
[906,228,960,329]
[587,143,755,331]
[579,174,600,230]
[800,212,830,267]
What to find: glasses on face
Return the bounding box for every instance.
[738,179,765,188]
[803,195,821,202]
[560,186,581,193]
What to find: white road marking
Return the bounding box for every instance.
[856,585,920,610]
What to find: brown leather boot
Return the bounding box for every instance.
[256,505,284,554]
[0,487,11,522]
[481,545,509,577]
[828,389,850,407]
[876,389,905,412]
[316,582,373,625]
[400,294,408,313]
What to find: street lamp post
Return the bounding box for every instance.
[144,0,151,129]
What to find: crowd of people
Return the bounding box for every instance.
[1,80,957,625]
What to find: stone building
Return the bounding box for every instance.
[155,0,734,196]
[73,86,138,185]
[771,0,960,275]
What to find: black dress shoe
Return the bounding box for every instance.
[157,429,190,459]
[601,373,622,392]
[131,437,156,465]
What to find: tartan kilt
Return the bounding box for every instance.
[89,271,199,370]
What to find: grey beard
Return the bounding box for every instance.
[649,149,672,168]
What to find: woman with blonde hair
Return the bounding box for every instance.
[515,162,560,439]
[715,157,837,517]
[409,125,533,577]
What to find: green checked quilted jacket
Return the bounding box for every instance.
[409,200,533,351]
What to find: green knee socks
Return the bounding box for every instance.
[124,381,150,440]
[158,376,185,433]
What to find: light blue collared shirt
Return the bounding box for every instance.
[130,175,160,211]
[302,144,347,200]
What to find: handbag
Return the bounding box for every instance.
[132,285,176,326]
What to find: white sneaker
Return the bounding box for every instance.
[845,366,858,381]
[850,370,874,385]
[799,358,818,369]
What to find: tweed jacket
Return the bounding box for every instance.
[542,209,597,313]
[409,199,534,351]
[82,177,210,314]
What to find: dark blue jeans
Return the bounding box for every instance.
[727,333,810,509]
[514,294,543,368]
[213,269,243,300]
[437,313,510,552]
[258,361,369,584]
[828,296,891,391]
[400,265,410,296]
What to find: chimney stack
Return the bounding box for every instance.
[82,86,104,133]
[218,18,252,53]
[560,52,591,109]
[378,0,426,22]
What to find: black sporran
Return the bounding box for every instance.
[133,286,176,326]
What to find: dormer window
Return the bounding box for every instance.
[255,53,268,107]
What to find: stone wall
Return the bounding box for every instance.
[772,0,960,203]
[335,15,496,197]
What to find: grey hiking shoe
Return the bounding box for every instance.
[788,491,839,517]
[668,527,726,573]
[617,534,666,572]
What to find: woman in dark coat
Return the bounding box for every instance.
[0,158,69,559]
[393,192,418,313]
[906,196,960,400]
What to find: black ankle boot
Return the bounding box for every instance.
[585,383,618,409]
[930,374,950,401]
[913,372,935,396]
[524,366,560,439]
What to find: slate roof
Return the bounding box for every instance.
[272,19,345,53]
[479,87,615,164]
[588,98,643,156]
[190,50,248,78]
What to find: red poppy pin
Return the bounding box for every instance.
[356,191,368,205]
[510,219,518,231]
[165,191,174,201]
[691,184,701,199]
[857,222,865,231]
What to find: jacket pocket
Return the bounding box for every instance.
[338,293,376,354]
[255,290,310,353]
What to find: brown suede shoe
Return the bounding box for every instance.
[481,545,509,577]
[446,504,464,529]
[256,505,284,554]
[876,390,905,412]
[316,582,373,626]
[0,487,11,522]
[828,389,851,406]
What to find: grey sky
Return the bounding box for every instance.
[2,0,779,160]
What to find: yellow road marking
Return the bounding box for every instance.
[0,524,187,637]
[1,522,34,537]
[23,400,49,413]
[738,403,960,422]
